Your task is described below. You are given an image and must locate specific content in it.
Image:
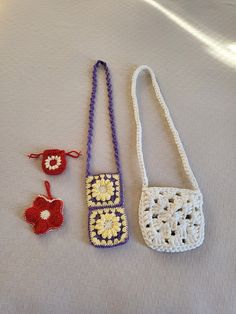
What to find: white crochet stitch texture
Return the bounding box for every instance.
[131,65,205,253]
[139,187,204,252]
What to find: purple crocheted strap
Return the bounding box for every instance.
[86,60,121,177]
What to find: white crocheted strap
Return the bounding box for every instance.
[131,65,199,191]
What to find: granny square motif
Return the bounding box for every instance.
[86,173,121,208]
[85,60,129,248]
[89,207,128,247]
[139,187,204,252]
[131,65,205,252]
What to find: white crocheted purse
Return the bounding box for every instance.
[131,65,205,252]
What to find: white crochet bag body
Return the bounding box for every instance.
[131,65,205,253]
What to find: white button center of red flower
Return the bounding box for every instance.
[40,209,50,220]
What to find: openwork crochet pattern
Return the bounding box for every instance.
[131,65,205,253]
[140,187,204,252]
[86,60,128,248]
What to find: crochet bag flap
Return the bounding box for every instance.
[86,61,128,248]
[131,65,204,253]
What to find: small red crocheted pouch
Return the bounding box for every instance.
[28,149,81,175]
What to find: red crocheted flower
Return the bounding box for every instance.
[24,195,64,234]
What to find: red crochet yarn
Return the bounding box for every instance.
[42,149,66,175]
[28,149,82,175]
[24,181,64,234]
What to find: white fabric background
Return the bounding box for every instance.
[0,1,235,313]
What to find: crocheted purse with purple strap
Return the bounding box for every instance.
[86,60,129,248]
